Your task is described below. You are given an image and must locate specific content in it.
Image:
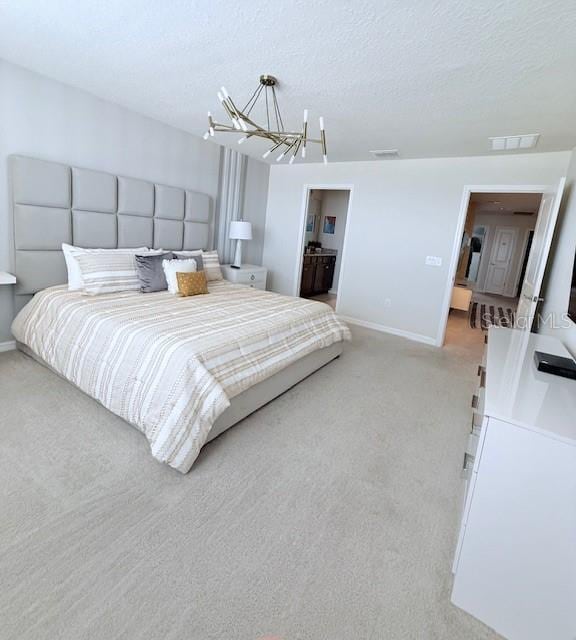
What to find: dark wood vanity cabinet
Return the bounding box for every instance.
[300,254,336,297]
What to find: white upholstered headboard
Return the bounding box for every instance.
[9,155,213,295]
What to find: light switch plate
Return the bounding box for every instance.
[425,256,442,267]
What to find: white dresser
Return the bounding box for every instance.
[221,264,267,290]
[452,327,576,640]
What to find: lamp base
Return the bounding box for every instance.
[232,239,243,269]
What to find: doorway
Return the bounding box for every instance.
[445,191,543,345]
[297,188,351,311]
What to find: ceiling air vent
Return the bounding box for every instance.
[489,134,540,151]
[513,211,536,216]
[370,149,399,159]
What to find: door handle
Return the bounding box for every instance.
[524,294,544,302]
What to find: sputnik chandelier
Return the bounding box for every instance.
[203,75,328,164]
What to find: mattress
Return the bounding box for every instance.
[11,281,350,472]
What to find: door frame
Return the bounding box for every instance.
[294,184,354,314]
[437,184,547,347]
[484,226,520,296]
[512,228,535,297]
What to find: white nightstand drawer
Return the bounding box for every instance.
[234,270,265,285]
[222,264,267,291]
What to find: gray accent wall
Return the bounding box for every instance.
[0,59,269,343]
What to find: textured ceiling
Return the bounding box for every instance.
[0,0,575,163]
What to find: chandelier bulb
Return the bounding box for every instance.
[323,155,328,164]
[203,132,210,140]
[238,136,248,145]
[303,109,308,123]
[289,155,295,165]
[209,126,215,137]
[276,152,286,162]
[221,86,229,99]
[262,150,272,159]
[319,117,325,131]
[217,91,224,103]
[302,147,307,159]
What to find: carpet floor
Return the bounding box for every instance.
[0,326,501,640]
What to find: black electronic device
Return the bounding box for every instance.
[534,351,576,380]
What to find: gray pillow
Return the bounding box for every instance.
[174,251,204,271]
[135,252,174,292]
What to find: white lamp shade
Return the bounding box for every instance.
[229,220,252,240]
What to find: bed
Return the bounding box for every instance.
[8,155,350,472]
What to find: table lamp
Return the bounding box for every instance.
[229,220,253,268]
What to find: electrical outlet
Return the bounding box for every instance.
[425,256,442,267]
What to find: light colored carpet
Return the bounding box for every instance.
[0,326,501,640]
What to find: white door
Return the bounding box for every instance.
[485,227,518,295]
[515,178,566,330]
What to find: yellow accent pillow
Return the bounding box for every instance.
[176,270,209,296]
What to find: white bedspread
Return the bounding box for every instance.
[12,282,350,472]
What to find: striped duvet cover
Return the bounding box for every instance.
[12,282,350,472]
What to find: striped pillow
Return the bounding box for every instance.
[75,251,145,295]
[201,250,223,281]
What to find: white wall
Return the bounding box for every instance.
[0,60,269,343]
[262,152,570,345]
[316,190,349,292]
[541,147,576,356]
[474,212,537,297]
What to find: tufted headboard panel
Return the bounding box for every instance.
[9,155,213,295]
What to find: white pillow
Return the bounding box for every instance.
[162,257,198,294]
[62,244,149,291]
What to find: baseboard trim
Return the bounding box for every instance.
[0,340,16,353]
[337,315,436,346]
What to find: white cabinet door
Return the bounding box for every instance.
[452,417,576,640]
[515,178,566,330]
[485,227,518,295]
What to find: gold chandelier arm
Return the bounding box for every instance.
[319,117,327,163]
[320,129,327,158]
[302,109,308,158]
[224,95,248,131]
[275,137,300,162]
[262,137,291,159]
[211,119,322,144]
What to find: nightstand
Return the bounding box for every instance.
[221,264,267,290]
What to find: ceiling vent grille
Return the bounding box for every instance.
[489,134,540,151]
[370,149,399,159]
